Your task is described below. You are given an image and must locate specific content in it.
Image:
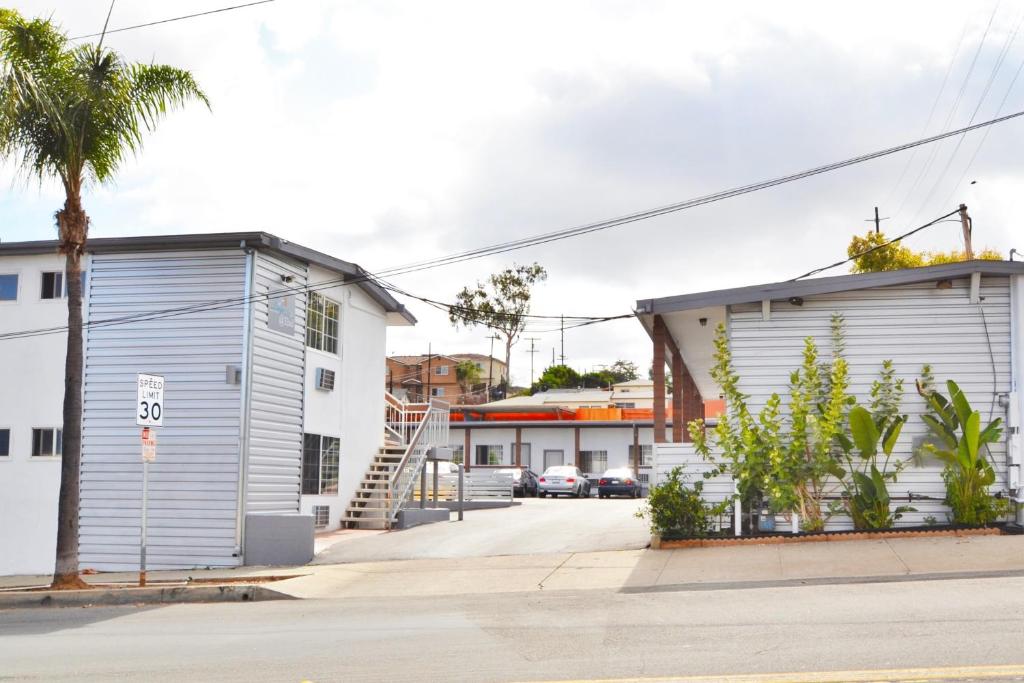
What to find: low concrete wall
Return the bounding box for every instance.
[396,508,450,529]
[244,515,314,566]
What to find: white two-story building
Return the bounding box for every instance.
[0,232,414,576]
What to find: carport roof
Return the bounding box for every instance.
[635,260,1024,315]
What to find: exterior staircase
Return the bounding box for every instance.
[341,393,449,530]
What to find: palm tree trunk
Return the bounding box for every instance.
[51,192,89,590]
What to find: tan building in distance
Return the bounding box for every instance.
[386,353,508,404]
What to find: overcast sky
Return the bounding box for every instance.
[3,1,1023,386]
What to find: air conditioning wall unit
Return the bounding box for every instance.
[315,368,335,391]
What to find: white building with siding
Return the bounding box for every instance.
[0,233,415,576]
[635,260,1024,528]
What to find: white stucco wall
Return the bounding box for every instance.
[300,266,388,529]
[0,253,85,576]
[450,425,656,476]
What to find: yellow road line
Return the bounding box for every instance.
[519,663,1024,683]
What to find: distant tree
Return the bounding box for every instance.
[648,363,673,393]
[607,360,639,382]
[450,263,547,388]
[455,360,483,401]
[529,364,580,394]
[0,10,208,588]
[848,230,1003,273]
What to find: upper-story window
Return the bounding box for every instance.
[0,274,18,301]
[306,292,339,354]
[31,428,62,457]
[0,429,9,457]
[41,272,64,299]
[435,365,449,376]
[430,387,445,397]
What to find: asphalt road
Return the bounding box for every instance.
[315,496,650,564]
[3,575,1024,682]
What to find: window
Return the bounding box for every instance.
[0,429,9,456]
[510,442,531,469]
[474,444,504,466]
[430,387,445,397]
[31,428,62,457]
[435,365,449,376]
[615,402,636,409]
[41,272,64,299]
[579,450,608,474]
[0,274,17,301]
[302,433,340,495]
[306,292,340,353]
[451,444,464,465]
[629,444,653,467]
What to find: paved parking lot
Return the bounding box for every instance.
[313,496,649,565]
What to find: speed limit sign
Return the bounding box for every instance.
[136,374,165,427]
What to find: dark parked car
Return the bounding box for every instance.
[598,467,642,499]
[497,467,538,497]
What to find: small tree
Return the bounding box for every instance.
[450,263,547,386]
[455,360,483,401]
[530,364,580,394]
[848,230,1002,273]
[0,10,208,588]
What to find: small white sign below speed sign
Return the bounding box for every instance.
[137,373,165,427]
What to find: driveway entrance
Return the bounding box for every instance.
[313,496,648,565]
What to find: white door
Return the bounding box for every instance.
[543,449,564,470]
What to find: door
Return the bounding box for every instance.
[543,449,564,471]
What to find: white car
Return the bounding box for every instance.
[538,465,591,498]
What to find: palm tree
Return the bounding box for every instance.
[0,10,208,588]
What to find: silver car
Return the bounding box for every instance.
[538,465,591,498]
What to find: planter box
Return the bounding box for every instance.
[655,525,1005,550]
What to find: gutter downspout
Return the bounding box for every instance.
[235,247,256,560]
[1009,275,1024,524]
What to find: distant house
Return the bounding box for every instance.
[634,260,1024,527]
[386,353,507,403]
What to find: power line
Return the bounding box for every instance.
[3,110,1024,343]
[789,209,961,280]
[69,0,275,40]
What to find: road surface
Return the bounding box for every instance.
[3,574,1024,681]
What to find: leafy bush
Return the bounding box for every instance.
[918,378,1011,525]
[840,405,914,529]
[635,467,722,538]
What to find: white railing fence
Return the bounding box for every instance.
[386,397,450,525]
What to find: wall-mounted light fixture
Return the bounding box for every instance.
[936,279,953,289]
[788,297,804,306]
[698,317,708,327]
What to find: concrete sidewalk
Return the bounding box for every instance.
[4,534,1022,601]
[271,533,1024,599]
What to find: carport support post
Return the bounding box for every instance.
[632,424,640,471]
[671,348,683,443]
[458,463,464,521]
[464,428,471,473]
[652,315,667,443]
[574,427,581,468]
[515,427,522,467]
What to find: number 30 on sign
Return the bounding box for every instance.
[137,373,165,427]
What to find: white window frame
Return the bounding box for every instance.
[0,272,20,303]
[31,427,62,457]
[305,292,340,354]
[474,444,504,466]
[40,271,65,300]
[435,365,449,376]
[430,387,445,397]
[302,433,340,495]
[579,450,608,475]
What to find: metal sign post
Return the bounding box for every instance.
[137,374,164,587]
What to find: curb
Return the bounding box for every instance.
[0,584,296,610]
[656,526,1002,549]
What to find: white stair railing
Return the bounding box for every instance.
[387,397,450,526]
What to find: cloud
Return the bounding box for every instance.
[3,0,1022,384]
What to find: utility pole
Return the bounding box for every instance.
[959,203,974,260]
[559,315,565,364]
[425,343,432,401]
[486,333,501,400]
[525,337,540,385]
[864,206,889,234]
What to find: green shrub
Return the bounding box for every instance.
[635,466,722,538]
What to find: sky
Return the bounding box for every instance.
[3,1,1024,387]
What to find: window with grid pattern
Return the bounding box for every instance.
[579,450,608,474]
[302,433,340,495]
[628,444,653,467]
[305,292,340,353]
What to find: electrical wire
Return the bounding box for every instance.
[789,209,961,280]
[68,0,275,40]
[3,109,1024,343]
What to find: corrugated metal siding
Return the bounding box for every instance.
[727,276,1011,528]
[244,252,307,515]
[80,251,247,570]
